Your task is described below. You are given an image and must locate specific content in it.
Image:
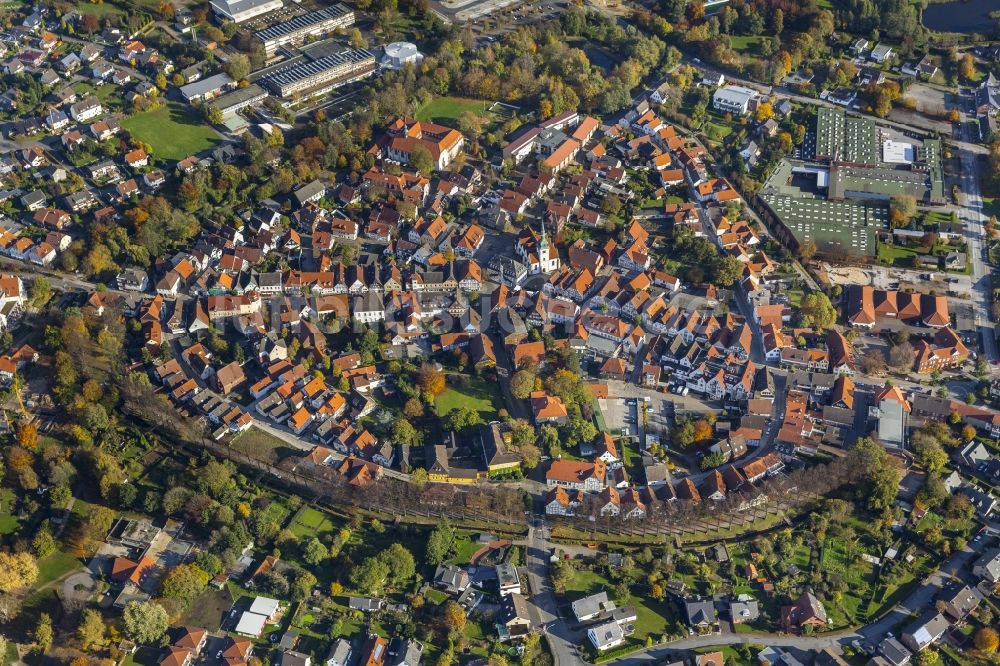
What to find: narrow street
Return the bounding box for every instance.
[526,514,582,666]
[956,112,999,363]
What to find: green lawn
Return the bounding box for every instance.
[76,2,125,16]
[877,241,922,266]
[35,551,82,587]
[3,637,18,665]
[230,427,297,465]
[704,122,733,142]
[0,514,17,536]
[0,488,16,535]
[415,96,493,126]
[289,506,337,539]
[122,102,221,161]
[821,538,873,586]
[729,35,763,53]
[915,511,943,533]
[72,82,120,108]
[436,375,503,420]
[631,596,678,640]
[425,588,449,605]
[447,534,483,565]
[790,543,812,569]
[565,568,612,599]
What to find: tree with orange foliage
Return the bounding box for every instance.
[693,419,714,442]
[418,363,446,398]
[17,422,38,451]
[5,445,34,471]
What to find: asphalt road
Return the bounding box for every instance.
[956,109,1000,365]
[527,515,585,666]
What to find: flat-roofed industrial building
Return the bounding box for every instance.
[259,48,375,99]
[254,4,355,57]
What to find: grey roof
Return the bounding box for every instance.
[957,440,991,468]
[255,4,353,42]
[942,470,963,493]
[211,0,280,17]
[974,548,1000,581]
[589,620,624,649]
[572,591,611,620]
[480,422,520,467]
[348,596,382,611]
[902,610,949,650]
[685,599,716,626]
[729,599,759,622]
[961,485,997,517]
[293,179,325,206]
[387,637,422,666]
[500,593,532,625]
[179,72,234,99]
[937,584,981,619]
[794,591,827,624]
[326,639,351,666]
[260,49,374,90]
[878,638,911,666]
[209,84,268,113]
[280,651,309,666]
[496,562,519,588]
[433,563,469,591]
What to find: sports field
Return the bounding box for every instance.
[416,96,493,124]
[122,102,220,161]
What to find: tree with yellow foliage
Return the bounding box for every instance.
[975,627,998,654]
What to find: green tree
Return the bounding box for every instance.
[122,601,168,644]
[207,106,224,125]
[700,450,727,470]
[379,543,416,587]
[78,608,106,650]
[392,417,421,446]
[799,292,837,330]
[912,434,948,473]
[712,256,744,286]
[409,146,435,175]
[302,538,329,566]
[672,416,696,448]
[851,437,902,511]
[159,564,209,600]
[425,521,455,565]
[510,369,535,399]
[35,612,53,649]
[349,556,390,593]
[31,530,56,558]
[443,406,483,432]
[225,54,251,81]
[290,570,318,601]
[348,27,367,48]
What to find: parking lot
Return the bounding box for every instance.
[599,380,717,438]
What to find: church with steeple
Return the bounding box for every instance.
[515,221,561,274]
